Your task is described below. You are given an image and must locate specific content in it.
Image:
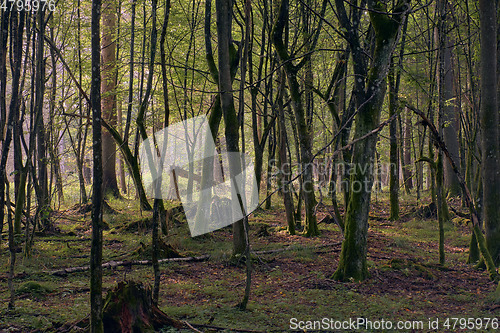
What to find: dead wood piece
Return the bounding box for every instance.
[414,202,437,219]
[102,281,184,332]
[48,255,211,276]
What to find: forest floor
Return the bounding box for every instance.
[1,194,499,332]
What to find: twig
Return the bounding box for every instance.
[186,323,267,333]
[184,321,203,333]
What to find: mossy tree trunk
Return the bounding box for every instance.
[479,0,500,266]
[332,0,410,282]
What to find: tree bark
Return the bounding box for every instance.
[215,0,246,255]
[403,109,413,190]
[388,61,399,220]
[35,9,51,233]
[333,0,409,281]
[91,0,104,330]
[438,1,460,196]
[101,0,119,197]
[479,0,500,265]
[277,69,295,235]
[272,0,319,236]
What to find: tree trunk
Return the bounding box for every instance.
[0,10,9,236]
[49,28,64,206]
[215,0,246,255]
[479,0,500,265]
[2,10,24,235]
[439,3,460,197]
[272,0,318,236]
[388,61,399,220]
[101,0,120,197]
[34,10,51,233]
[117,100,127,194]
[91,0,104,330]
[333,0,409,281]
[193,0,238,235]
[403,109,413,190]
[77,0,88,204]
[277,69,295,235]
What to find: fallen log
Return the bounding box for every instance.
[48,255,211,276]
[45,243,341,276]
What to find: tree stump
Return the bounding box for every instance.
[102,281,184,332]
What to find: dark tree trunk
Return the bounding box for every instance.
[34,9,51,233]
[388,61,399,220]
[91,0,104,330]
[215,0,246,255]
[2,10,24,235]
[403,110,413,191]
[479,0,500,265]
[76,0,88,204]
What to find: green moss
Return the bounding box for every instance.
[16,281,55,298]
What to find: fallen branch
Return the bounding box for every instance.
[448,205,470,219]
[48,255,210,276]
[186,323,267,333]
[184,321,203,333]
[43,243,341,276]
